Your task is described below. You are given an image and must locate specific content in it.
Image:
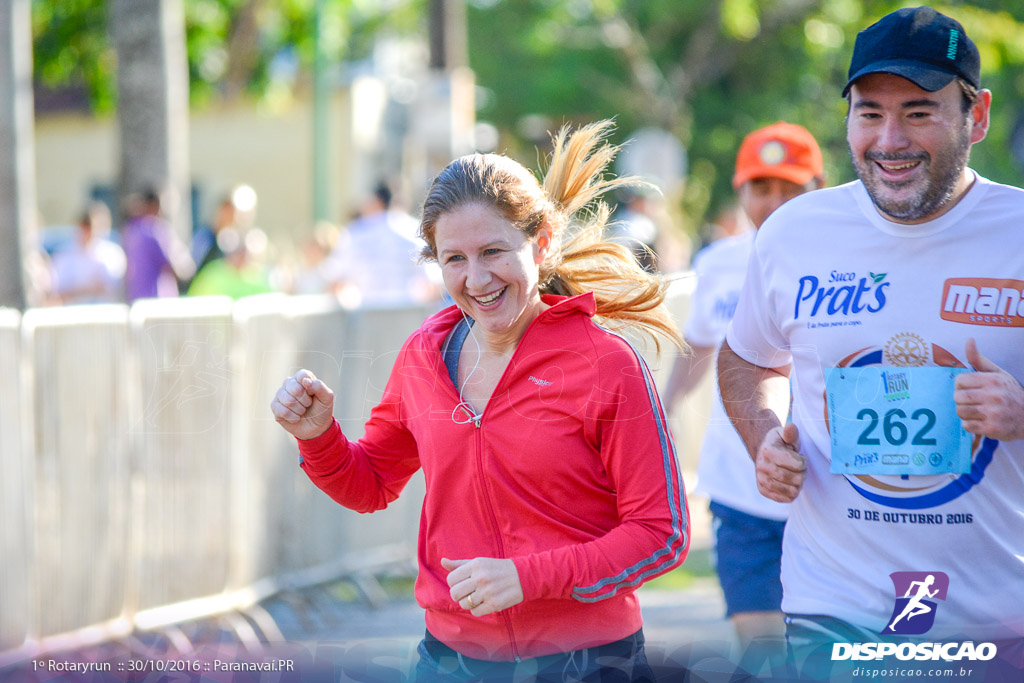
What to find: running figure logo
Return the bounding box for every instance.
[883,571,950,635]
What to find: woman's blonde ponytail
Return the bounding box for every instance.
[539,121,683,352]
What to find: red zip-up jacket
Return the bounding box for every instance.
[298,293,689,660]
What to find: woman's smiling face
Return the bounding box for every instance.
[434,202,550,343]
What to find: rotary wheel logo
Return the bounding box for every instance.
[885,333,929,366]
[758,140,787,165]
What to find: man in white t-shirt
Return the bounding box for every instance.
[51,202,126,304]
[666,122,824,652]
[719,6,1024,672]
[329,183,441,308]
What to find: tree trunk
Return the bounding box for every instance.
[0,0,35,309]
[429,0,467,70]
[222,0,263,102]
[110,0,191,241]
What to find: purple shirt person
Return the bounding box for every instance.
[122,189,194,302]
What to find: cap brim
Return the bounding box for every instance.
[733,165,818,190]
[842,59,957,97]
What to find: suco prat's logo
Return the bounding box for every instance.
[882,571,949,635]
[794,270,890,321]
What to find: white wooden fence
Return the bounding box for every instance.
[0,283,703,660]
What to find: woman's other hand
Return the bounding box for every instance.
[442,557,525,617]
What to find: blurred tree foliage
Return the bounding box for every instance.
[467,0,1024,241]
[31,0,421,108]
[32,0,1024,240]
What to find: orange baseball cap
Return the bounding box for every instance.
[732,122,823,189]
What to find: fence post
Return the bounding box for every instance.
[22,305,133,642]
[128,297,234,613]
[0,308,27,653]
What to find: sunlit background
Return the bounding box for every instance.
[8,0,1024,309]
[2,1,1023,676]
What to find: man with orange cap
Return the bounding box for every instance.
[666,121,824,655]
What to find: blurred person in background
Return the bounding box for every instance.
[664,122,824,657]
[121,187,195,303]
[289,221,339,295]
[272,121,689,681]
[190,183,259,278]
[707,201,754,244]
[329,182,441,307]
[608,188,660,272]
[608,187,692,274]
[25,240,56,309]
[50,201,126,304]
[187,227,272,300]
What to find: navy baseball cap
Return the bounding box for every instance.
[842,6,980,97]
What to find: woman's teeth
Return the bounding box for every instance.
[474,287,505,305]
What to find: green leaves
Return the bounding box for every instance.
[30,0,1024,233]
[32,0,115,113]
[869,272,887,284]
[721,0,760,41]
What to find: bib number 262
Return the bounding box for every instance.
[855,407,936,447]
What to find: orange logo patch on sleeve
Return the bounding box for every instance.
[940,278,1024,327]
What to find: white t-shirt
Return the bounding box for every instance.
[685,231,789,520]
[330,210,439,307]
[51,238,127,304]
[726,173,1024,641]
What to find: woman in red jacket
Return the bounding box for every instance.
[271,120,689,682]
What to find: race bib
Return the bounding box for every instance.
[826,366,972,476]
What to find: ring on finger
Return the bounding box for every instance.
[467,593,477,609]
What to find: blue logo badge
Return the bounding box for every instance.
[883,571,949,635]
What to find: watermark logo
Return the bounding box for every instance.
[833,572,998,662]
[883,571,948,635]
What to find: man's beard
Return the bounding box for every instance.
[852,122,971,222]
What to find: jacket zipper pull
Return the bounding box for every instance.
[459,403,482,428]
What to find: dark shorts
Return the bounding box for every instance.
[414,628,655,682]
[709,501,786,617]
